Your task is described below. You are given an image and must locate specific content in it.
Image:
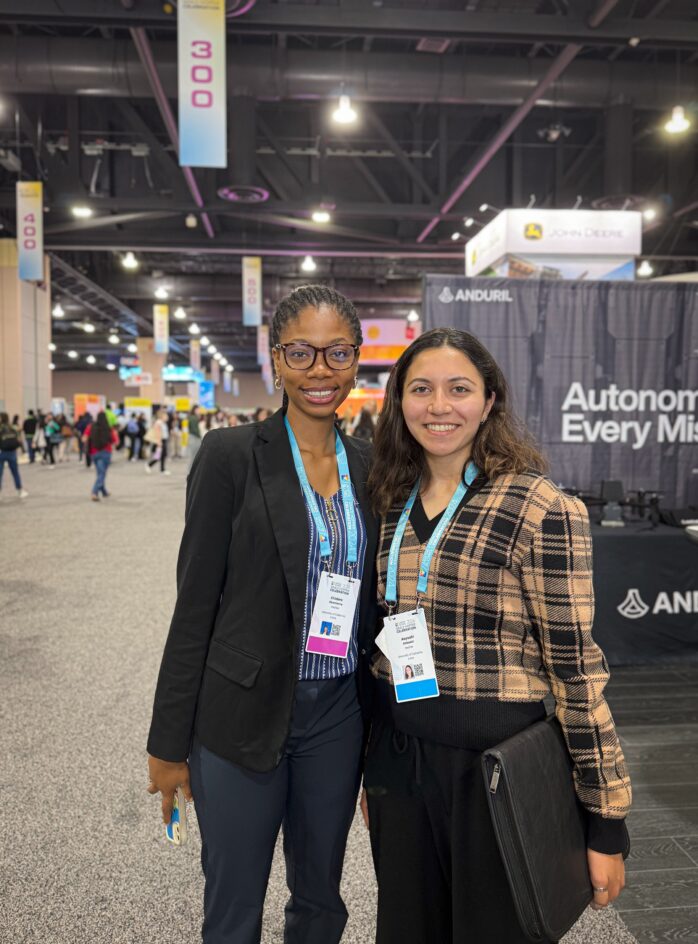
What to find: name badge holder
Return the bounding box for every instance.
[285,418,361,660]
[376,461,479,702]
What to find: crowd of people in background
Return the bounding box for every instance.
[0,400,380,503]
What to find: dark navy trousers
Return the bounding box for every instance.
[189,673,364,944]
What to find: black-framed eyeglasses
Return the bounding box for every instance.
[274,342,360,371]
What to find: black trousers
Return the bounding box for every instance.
[364,720,555,944]
[189,673,364,944]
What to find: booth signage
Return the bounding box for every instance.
[177,0,227,168]
[16,181,44,282]
[153,304,169,354]
[242,256,263,327]
[199,380,215,409]
[162,364,205,383]
[360,318,419,366]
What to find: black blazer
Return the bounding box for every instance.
[147,409,379,772]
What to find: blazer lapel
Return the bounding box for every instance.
[254,410,310,638]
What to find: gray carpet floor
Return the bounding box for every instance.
[1,453,638,943]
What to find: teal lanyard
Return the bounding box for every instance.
[385,461,479,607]
[285,417,358,568]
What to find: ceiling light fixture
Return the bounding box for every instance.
[122,251,139,270]
[201,335,210,346]
[189,323,200,335]
[208,345,217,355]
[332,93,358,125]
[86,355,96,365]
[185,213,198,229]
[127,343,138,354]
[52,303,65,318]
[637,259,654,278]
[82,322,96,334]
[301,254,317,273]
[451,232,461,241]
[154,286,169,300]
[48,342,57,352]
[225,365,234,373]
[49,363,56,371]
[665,105,691,135]
[643,207,658,222]
[68,350,78,359]
[71,205,93,219]
[464,217,475,228]
[407,310,420,323]
[108,333,119,344]
[174,306,187,320]
[106,363,116,371]
[312,209,332,224]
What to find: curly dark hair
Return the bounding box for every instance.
[367,327,547,515]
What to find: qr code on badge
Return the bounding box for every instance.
[413,663,424,677]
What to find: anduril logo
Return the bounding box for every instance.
[438,287,455,303]
[617,589,650,619]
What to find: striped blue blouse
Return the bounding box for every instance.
[298,483,367,680]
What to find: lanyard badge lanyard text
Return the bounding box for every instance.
[376,461,479,702]
[285,417,361,659]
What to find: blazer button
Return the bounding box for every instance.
[361,648,367,656]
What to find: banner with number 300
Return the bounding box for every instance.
[177,0,227,168]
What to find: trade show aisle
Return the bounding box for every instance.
[2,456,638,944]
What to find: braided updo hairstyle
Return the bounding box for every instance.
[271,285,363,409]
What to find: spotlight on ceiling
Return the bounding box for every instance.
[185,213,198,229]
[71,205,93,219]
[201,335,210,346]
[49,363,56,371]
[48,342,57,352]
[451,232,461,241]
[82,322,96,334]
[189,323,200,335]
[637,259,654,278]
[332,94,357,125]
[86,355,96,365]
[122,251,139,270]
[108,333,120,345]
[68,350,78,359]
[301,254,317,273]
[208,345,217,355]
[225,364,234,373]
[665,105,691,135]
[127,343,138,354]
[536,123,572,144]
[643,207,658,222]
[52,303,65,318]
[464,217,475,228]
[154,286,169,300]
[312,209,332,224]
[174,306,187,320]
[407,310,420,323]
[106,363,116,371]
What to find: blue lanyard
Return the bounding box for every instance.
[285,417,358,568]
[385,461,479,607]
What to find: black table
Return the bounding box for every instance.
[591,523,698,665]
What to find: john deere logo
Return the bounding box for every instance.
[617,589,649,619]
[524,222,543,240]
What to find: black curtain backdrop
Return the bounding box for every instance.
[423,276,698,507]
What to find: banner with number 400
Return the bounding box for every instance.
[16,181,44,282]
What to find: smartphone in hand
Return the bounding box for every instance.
[165,787,188,846]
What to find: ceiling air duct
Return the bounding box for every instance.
[217,95,269,204]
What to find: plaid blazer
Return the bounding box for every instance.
[372,472,632,820]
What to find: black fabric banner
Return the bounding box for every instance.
[423,276,698,507]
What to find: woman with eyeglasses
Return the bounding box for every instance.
[146,285,378,944]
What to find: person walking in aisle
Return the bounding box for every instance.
[362,328,631,944]
[187,404,203,471]
[43,413,60,468]
[84,411,119,501]
[125,413,140,461]
[146,285,378,944]
[22,410,38,463]
[0,413,29,499]
[145,410,170,475]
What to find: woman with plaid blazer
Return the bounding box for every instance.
[362,328,631,944]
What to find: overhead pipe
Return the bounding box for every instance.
[416,0,621,242]
[0,39,693,110]
[129,27,216,240]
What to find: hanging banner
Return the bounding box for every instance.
[242,256,263,327]
[190,338,201,370]
[177,0,227,168]
[16,181,44,282]
[153,304,169,354]
[257,324,270,365]
[211,359,220,385]
[223,371,231,393]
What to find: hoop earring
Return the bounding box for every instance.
[353,376,358,387]
[274,376,282,391]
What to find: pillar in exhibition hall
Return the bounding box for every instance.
[136,337,165,405]
[0,239,51,417]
